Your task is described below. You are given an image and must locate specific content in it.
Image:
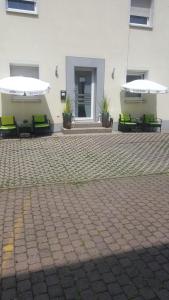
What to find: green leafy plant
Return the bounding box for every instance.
[101,97,109,113]
[63,97,72,114]
[63,97,72,129]
[101,97,111,128]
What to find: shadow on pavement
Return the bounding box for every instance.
[1,243,169,300]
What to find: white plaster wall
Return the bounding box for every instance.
[0,0,130,129]
[0,0,169,130]
[127,0,169,127]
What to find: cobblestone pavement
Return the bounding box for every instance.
[1,133,169,299]
[0,133,169,188]
[1,174,169,299]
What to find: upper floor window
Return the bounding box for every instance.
[130,0,153,27]
[6,0,37,14]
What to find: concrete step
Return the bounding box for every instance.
[72,122,102,128]
[62,127,112,134]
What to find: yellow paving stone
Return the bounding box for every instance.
[3,244,14,252]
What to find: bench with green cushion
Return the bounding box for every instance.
[0,116,17,137]
[118,113,137,132]
[32,114,51,135]
[143,114,162,132]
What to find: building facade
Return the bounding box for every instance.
[0,0,169,131]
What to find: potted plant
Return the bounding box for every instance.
[63,97,72,129]
[101,97,110,128]
[23,119,28,126]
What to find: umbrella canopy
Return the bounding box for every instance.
[0,76,50,96]
[122,79,168,94]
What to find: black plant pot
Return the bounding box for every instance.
[102,112,110,128]
[63,113,72,129]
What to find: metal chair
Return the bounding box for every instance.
[32,114,51,135]
[0,115,18,138]
[118,113,137,132]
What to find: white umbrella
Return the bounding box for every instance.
[0,76,50,96]
[122,79,168,94]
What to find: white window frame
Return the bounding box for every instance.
[6,0,38,15]
[125,70,148,102]
[129,0,154,29]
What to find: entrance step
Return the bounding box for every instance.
[72,122,102,128]
[62,127,112,134]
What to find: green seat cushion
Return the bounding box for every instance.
[0,125,16,130]
[34,114,46,123]
[34,123,49,128]
[148,122,161,126]
[1,116,15,126]
[120,122,136,125]
[125,122,136,125]
[121,113,131,122]
[144,114,155,123]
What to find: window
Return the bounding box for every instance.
[10,64,39,101]
[130,0,153,27]
[130,15,148,25]
[7,0,37,14]
[10,64,39,78]
[126,71,145,98]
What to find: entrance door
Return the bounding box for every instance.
[75,69,94,120]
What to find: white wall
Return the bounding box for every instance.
[127,0,169,127]
[0,0,169,130]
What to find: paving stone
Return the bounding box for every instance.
[156,289,169,300]
[97,292,112,300]
[87,270,101,282]
[102,272,115,284]
[48,285,63,298]
[33,282,47,296]
[18,291,33,300]
[1,288,16,300]
[76,278,89,290]
[31,271,45,284]
[60,276,74,288]
[123,284,139,298]
[2,276,16,289]
[64,287,80,300]
[81,288,95,300]
[108,282,123,296]
[116,274,131,286]
[46,274,59,286]
[139,287,156,299]
[17,279,31,292]
[34,294,49,300]
[113,294,128,300]
[92,280,106,293]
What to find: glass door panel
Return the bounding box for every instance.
[75,70,93,118]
